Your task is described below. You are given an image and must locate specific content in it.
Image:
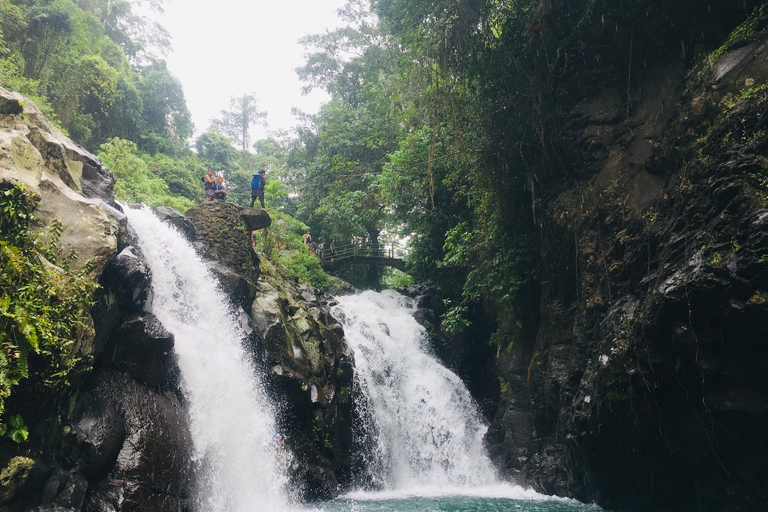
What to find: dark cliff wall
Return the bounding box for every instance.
[483,2,768,512]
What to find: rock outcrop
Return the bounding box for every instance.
[182,201,261,307]
[253,270,355,499]
[0,88,193,511]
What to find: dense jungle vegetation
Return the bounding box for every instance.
[0,0,557,333]
[4,0,765,438]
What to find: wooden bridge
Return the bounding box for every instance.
[317,242,407,272]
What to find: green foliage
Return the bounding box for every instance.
[252,211,329,289]
[0,0,187,153]
[4,414,28,443]
[0,184,96,437]
[440,303,470,336]
[292,0,544,333]
[275,243,329,290]
[98,137,195,210]
[382,268,413,289]
[195,126,238,170]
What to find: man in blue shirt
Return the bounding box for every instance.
[249,169,267,209]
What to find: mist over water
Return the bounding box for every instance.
[125,205,292,512]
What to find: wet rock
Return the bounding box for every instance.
[72,370,193,511]
[100,246,151,314]
[184,201,261,306]
[38,469,88,510]
[155,206,196,241]
[101,314,175,387]
[71,397,126,483]
[207,260,259,309]
[239,206,272,231]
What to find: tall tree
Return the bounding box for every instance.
[214,93,267,152]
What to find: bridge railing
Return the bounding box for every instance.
[314,242,401,266]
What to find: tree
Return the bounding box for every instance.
[214,93,267,152]
[195,126,238,171]
[137,59,192,154]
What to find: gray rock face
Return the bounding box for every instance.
[183,201,261,307]
[0,88,194,512]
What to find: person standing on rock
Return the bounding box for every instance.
[249,169,267,209]
[203,169,216,202]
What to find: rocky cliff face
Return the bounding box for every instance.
[168,200,356,500]
[0,88,354,509]
[485,4,768,512]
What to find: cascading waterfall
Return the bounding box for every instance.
[125,205,291,512]
[331,290,501,494]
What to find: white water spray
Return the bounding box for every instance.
[332,290,501,494]
[125,205,291,512]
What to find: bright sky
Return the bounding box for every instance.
[149,0,348,141]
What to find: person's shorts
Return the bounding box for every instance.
[206,189,214,199]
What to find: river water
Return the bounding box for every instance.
[126,206,599,512]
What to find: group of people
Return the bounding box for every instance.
[304,232,336,262]
[203,169,227,202]
[202,168,267,209]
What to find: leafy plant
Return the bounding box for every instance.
[440,302,470,336]
[0,414,29,443]
[0,184,96,437]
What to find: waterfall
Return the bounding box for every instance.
[125,206,291,512]
[332,290,500,494]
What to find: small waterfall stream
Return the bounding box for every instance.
[331,290,500,494]
[125,205,292,512]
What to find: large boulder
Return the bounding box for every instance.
[183,201,261,307]
[252,270,355,499]
[72,370,193,512]
[240,207,272,231]
[0,87,123,277]
[0,87,126,361]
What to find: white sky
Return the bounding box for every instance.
[148,0,348,141]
